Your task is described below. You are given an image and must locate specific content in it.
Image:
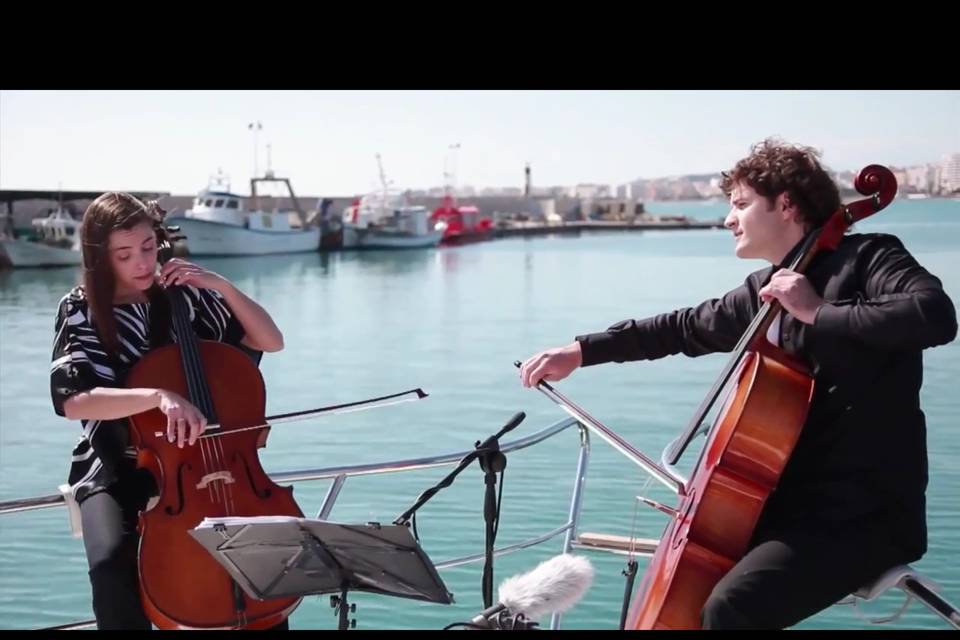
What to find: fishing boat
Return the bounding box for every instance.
[0,207,82,268]
[340,155,443,250]
[168,171,320,256]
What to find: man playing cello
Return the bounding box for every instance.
[520,139,957,629]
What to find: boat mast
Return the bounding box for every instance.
[376,153,390,217]
[443,143,460,210]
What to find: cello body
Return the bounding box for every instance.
[626,346,813,629]
[126,341,303,630]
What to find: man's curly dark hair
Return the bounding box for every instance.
[721,138,842,229]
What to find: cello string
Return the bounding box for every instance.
[180,293,230,510]
[681,233,821,450]
[174,288,225,507]
[180,298,222,506]
[214,435,236,516]
[199,437,216,504]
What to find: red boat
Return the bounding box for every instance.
[429,194,494,245]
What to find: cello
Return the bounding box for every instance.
[622,165,898,629]
[124,229,303,630]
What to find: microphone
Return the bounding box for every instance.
[476,411,525,457]
[470,554,594,628]
[492,411,525,441]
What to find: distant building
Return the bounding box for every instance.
[833,171,856,192]
[397,154,957,205]
[942,153,960,194]
[692,180,722,198]
[891,168,910,193]
[571,184,604,199]
[906,165,937,193]
[933,164,944,195]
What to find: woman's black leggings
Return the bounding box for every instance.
[79,483,290,630]
[79,485,152,630]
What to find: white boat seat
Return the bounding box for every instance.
[574,533,958,627]
[836,563,960,628]
[851,564,939,602]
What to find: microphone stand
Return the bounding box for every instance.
[393,412,526,610]
[478,427,507,610]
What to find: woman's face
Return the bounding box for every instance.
[108,221,158,295]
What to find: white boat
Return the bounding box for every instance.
[342,202,443,249]
[340,155,443,250]
[168,172,320,257]
[0,208,82,268]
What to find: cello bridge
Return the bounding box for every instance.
[197,471,236,490]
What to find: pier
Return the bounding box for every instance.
[493,217,725,238]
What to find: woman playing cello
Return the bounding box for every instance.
[50,192,287,629]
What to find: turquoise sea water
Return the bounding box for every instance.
[1,198,957,629]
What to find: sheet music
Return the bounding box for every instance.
[188,517,454,605]
[198,515,306,528]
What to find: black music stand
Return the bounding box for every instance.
[190,516,454,630]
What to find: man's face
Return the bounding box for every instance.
[724,182,791,261]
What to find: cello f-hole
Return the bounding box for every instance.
[163,462,191,516]
[237,453,272,499]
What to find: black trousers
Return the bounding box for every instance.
[79,480,291,631]
[700,515,916,630]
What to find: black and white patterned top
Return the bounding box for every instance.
[50,284,253,504]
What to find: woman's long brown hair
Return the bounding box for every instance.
[79,192,171,357]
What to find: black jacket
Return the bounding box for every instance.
[576,232,957,560]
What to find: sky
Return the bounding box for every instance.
[1,90,957,197]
